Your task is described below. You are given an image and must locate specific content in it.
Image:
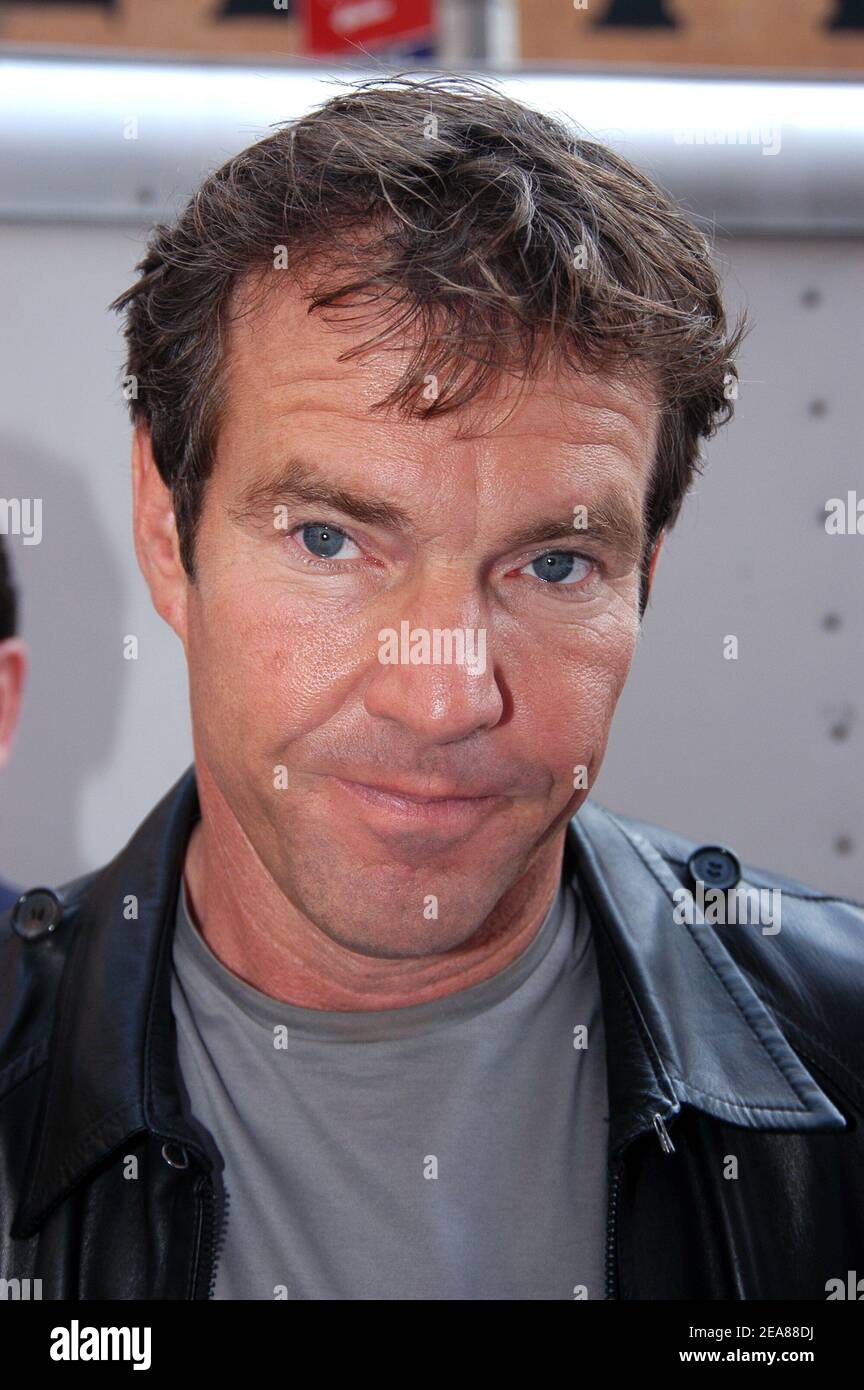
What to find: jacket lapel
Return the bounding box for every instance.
[13,765,203,1238]
[566,800,846,1155]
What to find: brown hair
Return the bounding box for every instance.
[0,536,17,643]
[110,73,746,614]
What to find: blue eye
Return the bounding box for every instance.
[526,551,588,584]
[299,523,350,559]
[301,523,344,557]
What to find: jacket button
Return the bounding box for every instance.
[161,1142,191,1170]
[687,845,741,891]
[10,888,63,941]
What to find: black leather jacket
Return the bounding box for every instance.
[1,765,863,1300]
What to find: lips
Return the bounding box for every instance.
[337,778,506,803]
[326,774,510,832]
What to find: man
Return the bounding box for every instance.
[0,534,26,911]
[1,76,862,1302]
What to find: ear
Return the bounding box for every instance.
[0,638,27,771]
[645,529,665,600]
[131,425,190,644]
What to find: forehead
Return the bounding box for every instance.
[219,272,660,492]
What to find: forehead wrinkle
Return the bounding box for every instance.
[228,270,661,452]
[427,399,657,467]
[229,312,658,462]
[553,402,657,459]
[232,309,657,437]
[537,376,660,454]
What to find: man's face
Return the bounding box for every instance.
[159,278,659,958]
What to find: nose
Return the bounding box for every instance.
[364,598,504,745]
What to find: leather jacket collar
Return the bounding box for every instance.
[13,764,844,1239]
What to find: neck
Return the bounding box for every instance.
[182,765,567,1013]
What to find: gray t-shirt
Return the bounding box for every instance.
[170,869,609,1300]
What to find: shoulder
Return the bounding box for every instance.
[604,802,864,917]
[0,879,20,915]
[588,801,864,1103]
[0,871,99,1101]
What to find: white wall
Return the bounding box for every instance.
[594,238,863,897]
[0,222,193,887]
[0,223,861,898]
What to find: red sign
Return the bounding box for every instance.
[303,0,433,54]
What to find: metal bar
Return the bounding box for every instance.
[1,53,862,234]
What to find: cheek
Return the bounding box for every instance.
[511,610,638,765]
[187,578,379,744]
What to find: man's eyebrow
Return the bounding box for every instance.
[228,457,412,531]
[505,495,645,566]
[230,457,645,563]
